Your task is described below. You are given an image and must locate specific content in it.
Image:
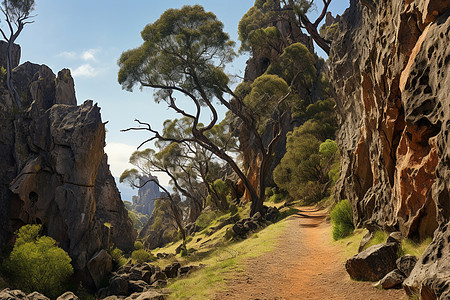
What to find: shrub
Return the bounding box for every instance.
[330,199,354,240]
[131,249,153,263]
[3,225,73,298]
[134,240,144,250]
[110,248,127,267]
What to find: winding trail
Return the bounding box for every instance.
[215,206,408,300]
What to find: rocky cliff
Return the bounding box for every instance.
[0,43,136,282]
[329,0,449,297]
[131,175,160,216]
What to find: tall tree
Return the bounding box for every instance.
[118,5,297,216]
[0,0,35,109]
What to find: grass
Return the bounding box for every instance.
[167,220,288,299]
[400,237,432,257]
[151,203,294,300]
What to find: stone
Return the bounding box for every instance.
[345,242,399,281]
[150,280,167,288]
[358,231,373,252]
[124,291,167,300]
[128,280,149,293]
[178,265,198,276]
[265,206,279,222]
[403,221,450,299]
[243,220,258,231]
[27,292,50,300]
[163,262,180,279]
[0,289,28,299]
[378,269,405,289]
[87,249,113,289]
[232,223,247,237]
[386,232,402,245]
[396,255,417,277]
[150,271,167,284]
[109,275,129,296]
[56,292,79,300]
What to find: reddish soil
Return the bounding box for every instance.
[215,206,408,300]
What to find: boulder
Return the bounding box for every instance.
[358,231,373,252]
[345,242,399,281]
[163,262,180,279]
[377,269,406,289]
[124,291,167,300]
[128,280,149,293]
[87,249,113,289]
[232,223,246,237]
[56,292,79,300]
[265,206,279,222]
[109,275,129,296]
[396,255,417,277]
[386,232,402,245]
[0,289,27,299]
[27,292,50,300]
[150,280,167,288]
[243,220,258,231]
[151,271,167,283]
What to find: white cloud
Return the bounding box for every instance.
[72,64,99,78]
[104,142,171,187]
[57,51,77,59]
[104,142,136,177]
[82,49,100,61]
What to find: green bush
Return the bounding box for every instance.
[110,248,127,267]
[3,225,73,298]
[134,240,144,250]
[131,249,153,263]
[330,199,354,240]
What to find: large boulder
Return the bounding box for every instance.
[378,269,405,289]
[345,242,399,281]
[87,249,113,289]
[396,255,417,277]
[56,292,79,300]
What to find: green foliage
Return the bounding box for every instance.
[195,210,224,230]
[3,225,73,298]
[118,5,235,100]
[110,248,127,267]
[266,43,316,87]
[131,249,153,264]
[134,240,144,250]
[319,22,339,41]
[331,200,354,240]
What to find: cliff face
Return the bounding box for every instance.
[329,0,449,297]
[0,47,136,276]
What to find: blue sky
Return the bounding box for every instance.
[13,0,349,201]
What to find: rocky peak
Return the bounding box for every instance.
[0,46,136,287]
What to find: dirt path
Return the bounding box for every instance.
[215,206,408,300]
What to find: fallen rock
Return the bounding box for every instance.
[27,292,50,300]
[232,223,246,237]
[150,279,167,288]
[345,242,399,281]
[265,206,279,222]
[396,255,417,277]
[0,289,28,299]
[124,290,167,300]
[378,269,405,289]
[358,231,373,252]
[243,220,258,231]
[56,292,79,300]
[163,262,180,279]
[108,275,129,296]
[151,271,167,283]
[87,249,113,289]
[386,232,402,245]
[128,280,149,293]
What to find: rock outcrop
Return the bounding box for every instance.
[130,175,160,216]
[329,0,449,297]
[0,53,136,286]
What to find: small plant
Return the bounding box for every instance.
[134,240,144,250]
[110,248,127,267]
[3,225,73,298]
[131,249,153,263]
[331,199,354,240]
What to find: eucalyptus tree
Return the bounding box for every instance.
[0,0,35,109]
[118,5,300,216]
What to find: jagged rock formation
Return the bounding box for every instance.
[131,175,160,216]
[0,46,136,285]
[329,0,449,297]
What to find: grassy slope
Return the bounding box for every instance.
[151,202,294,299]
